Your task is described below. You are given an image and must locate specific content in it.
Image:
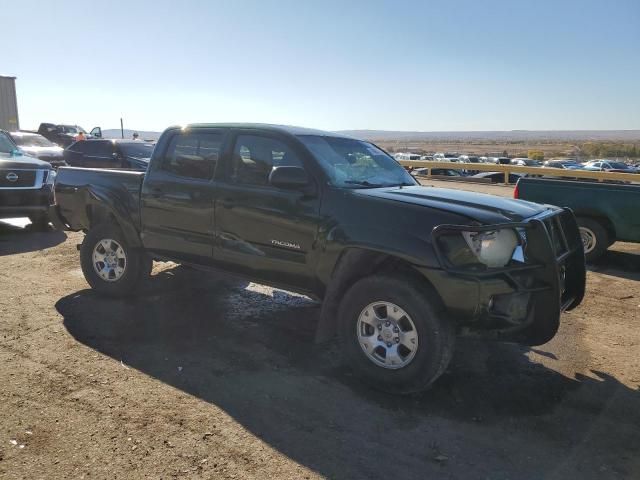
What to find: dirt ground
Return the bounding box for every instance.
[1,182,639,479]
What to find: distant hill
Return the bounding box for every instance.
[338,130,640,142]
[102,129,162,141]
[100,128,640,143]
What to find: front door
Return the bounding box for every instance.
[214,132,321,290]
[140,129,226,262]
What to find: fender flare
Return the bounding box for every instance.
[83,185,142,248]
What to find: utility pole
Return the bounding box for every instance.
[120,118,124,139]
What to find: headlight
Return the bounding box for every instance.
[461,230,518,267]
[45,169,57,185]
[437,228,520,269]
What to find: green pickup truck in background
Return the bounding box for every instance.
[515,177,640,262]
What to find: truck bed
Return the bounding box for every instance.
[53,166,145,232]
[516,177,640,243]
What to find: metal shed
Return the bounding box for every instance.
[0,75,20,131]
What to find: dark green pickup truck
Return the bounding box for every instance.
[516,177,640,262]
[50,124,586,393]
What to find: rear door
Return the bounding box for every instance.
[140,128,226,262]
[213,130,321,290]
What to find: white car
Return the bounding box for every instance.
[394,153,422,161]
[433,152,459,162]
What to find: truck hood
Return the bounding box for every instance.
[354,185,552,224]
[0,152,52,169]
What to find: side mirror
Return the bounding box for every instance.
[269,166,310,189]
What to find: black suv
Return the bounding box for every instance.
[64,139,154,170]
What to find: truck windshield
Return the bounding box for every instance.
[298,135,416,188]
[12,134,55,147]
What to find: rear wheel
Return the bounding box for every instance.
[577,217,609,263]
[338,275,455,394]
[80,223,151,296]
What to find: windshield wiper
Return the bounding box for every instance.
[343,180,384,188]
[392,182,415,187]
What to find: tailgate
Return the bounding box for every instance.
[52,167,145,231]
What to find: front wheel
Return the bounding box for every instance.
[80,223,151,296]
[338,275,455,394]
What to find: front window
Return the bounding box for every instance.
[119,143,154,159]
[298,135,415,188]
[0,132,17,153]
[230,134,303,186]
[11,134,55,147]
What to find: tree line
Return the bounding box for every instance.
[576,142,639,159]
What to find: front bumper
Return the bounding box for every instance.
[419,208,586,346]
[0,186,53,219]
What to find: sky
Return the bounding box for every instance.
[3,0,640,132]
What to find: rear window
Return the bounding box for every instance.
[161,132,223,179]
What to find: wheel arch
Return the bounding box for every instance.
[82,187,142,248]
[314,247,442,343]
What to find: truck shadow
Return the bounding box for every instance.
[0,221,67,256]
[588,249,640,281]
[56,266,640,479]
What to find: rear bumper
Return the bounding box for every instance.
[419,208,585,346]
[48,204,72,230]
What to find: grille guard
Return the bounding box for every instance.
[431,208,586,345]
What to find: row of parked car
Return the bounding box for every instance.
[2,129,154,170]
[394,152,640,174]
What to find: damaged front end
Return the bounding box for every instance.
[423,208,586,346]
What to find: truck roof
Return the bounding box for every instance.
[179,123,353,138]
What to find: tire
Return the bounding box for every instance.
[29,213,50,231]
[338,275,455,394]
[577,217,609,263]
[80,223,152,296]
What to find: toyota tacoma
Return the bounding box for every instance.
[50,124,586,393]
